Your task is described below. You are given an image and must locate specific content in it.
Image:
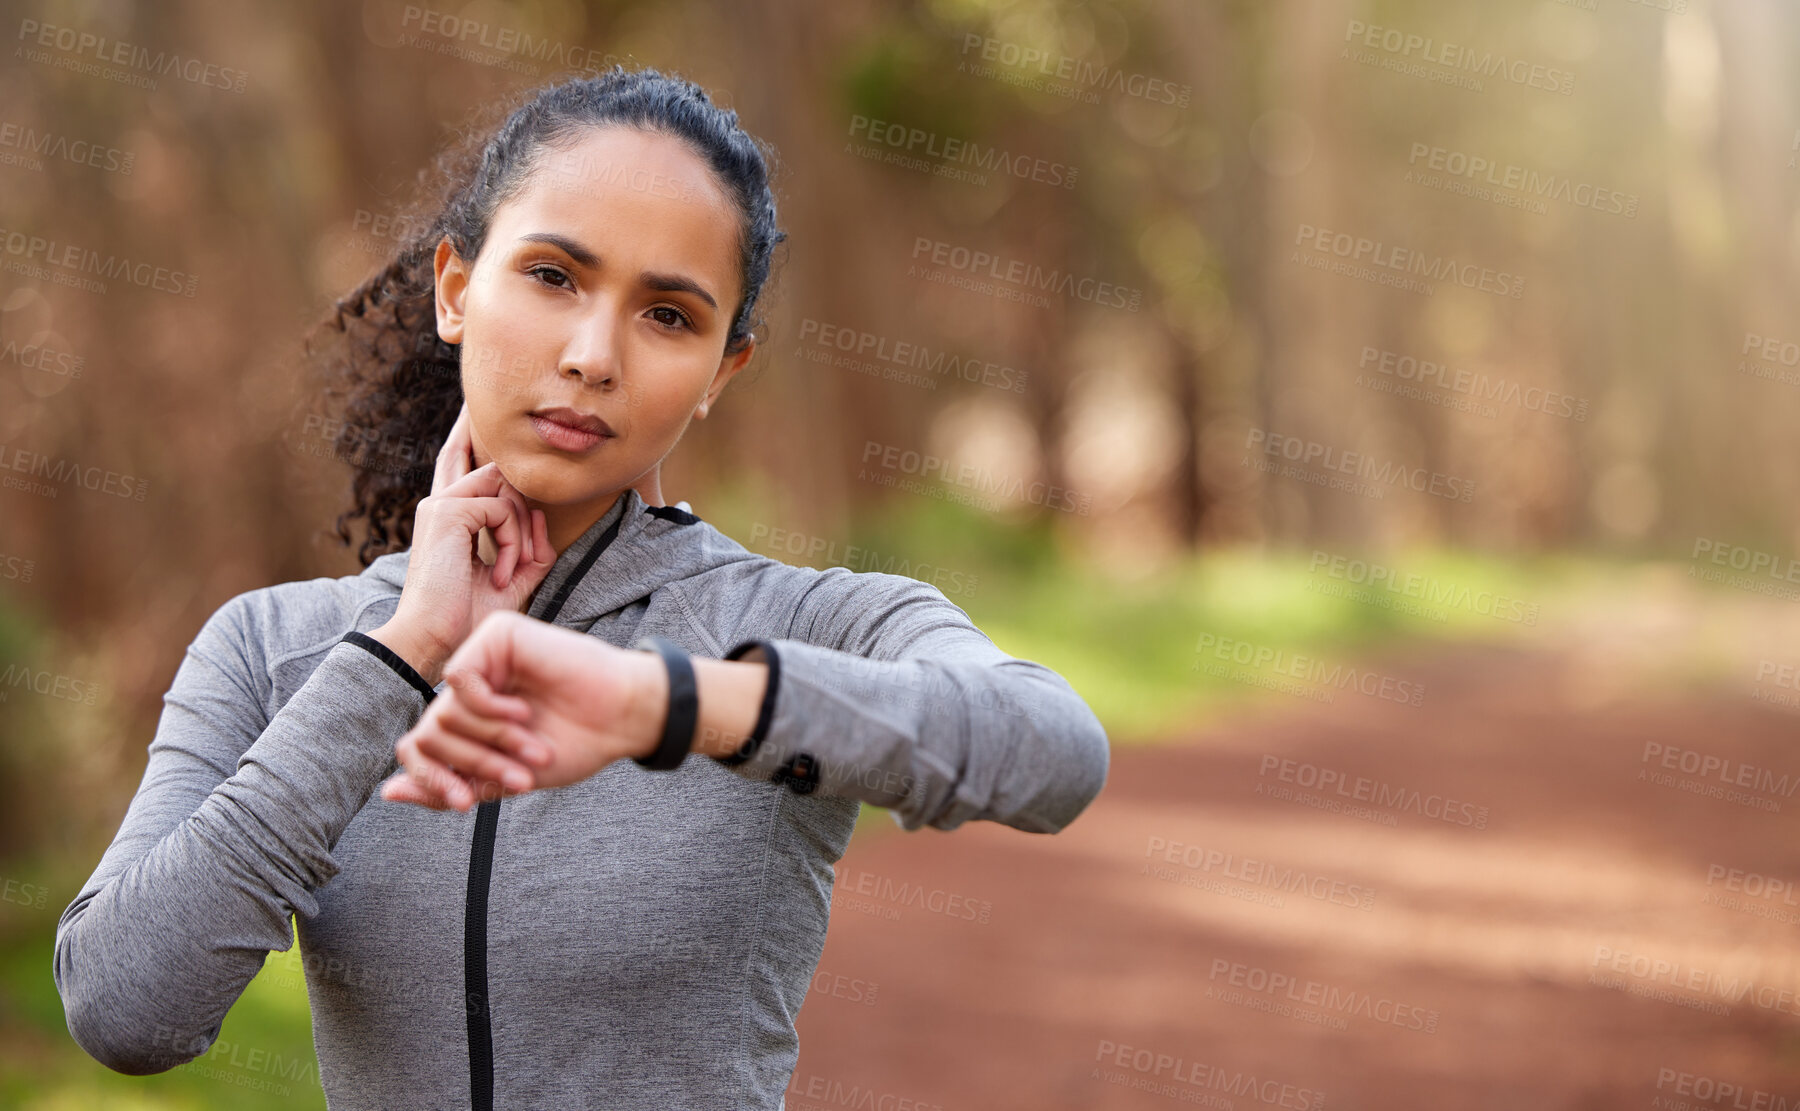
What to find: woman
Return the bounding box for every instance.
[52,66,1110,1110]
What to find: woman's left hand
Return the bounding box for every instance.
[378,610,668,812]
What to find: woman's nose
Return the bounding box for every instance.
[560,313,621,388]
[563,360,616,389]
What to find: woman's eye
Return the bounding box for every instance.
[649,305,692,331]
[529,265,571,289]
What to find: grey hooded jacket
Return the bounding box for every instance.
[52,486,1111,1109]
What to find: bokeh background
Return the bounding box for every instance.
[5,0,1800,1106]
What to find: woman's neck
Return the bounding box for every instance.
[532,473,665,555]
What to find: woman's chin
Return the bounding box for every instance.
[489,453,615,508]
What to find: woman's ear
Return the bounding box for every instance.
[433,236,469,345]
[697,338,755,419]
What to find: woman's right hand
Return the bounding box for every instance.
[377,611,670,812]
[368,403,557,686]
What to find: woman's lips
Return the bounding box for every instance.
[529,413,610,453]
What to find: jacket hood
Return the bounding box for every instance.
[363,487,760,629]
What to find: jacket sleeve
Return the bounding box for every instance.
[704,566,1110,834]
[52,592,433,1075]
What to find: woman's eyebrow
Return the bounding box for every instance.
[517,232,599,268]
[515,232,717,311]
[641,271,717,311]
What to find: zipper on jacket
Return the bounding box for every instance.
[465,507,626,1111]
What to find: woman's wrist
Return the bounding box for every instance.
[624,650,767,763]
[619,648,670,762]
[689,656,769,759]
[367,621,449,688]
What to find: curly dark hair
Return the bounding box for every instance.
[304,65,787,567]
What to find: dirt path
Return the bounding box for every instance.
[788,639,1800,1110]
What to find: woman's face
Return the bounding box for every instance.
[432,124,752,519]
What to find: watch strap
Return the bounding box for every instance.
[631,635,697,771]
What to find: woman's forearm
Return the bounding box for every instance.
[599,645,771,763]
[681,653,769,761]
[368,621,767,765]
[57,629,433,1074]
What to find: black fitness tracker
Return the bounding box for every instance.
[631,635,697,771]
